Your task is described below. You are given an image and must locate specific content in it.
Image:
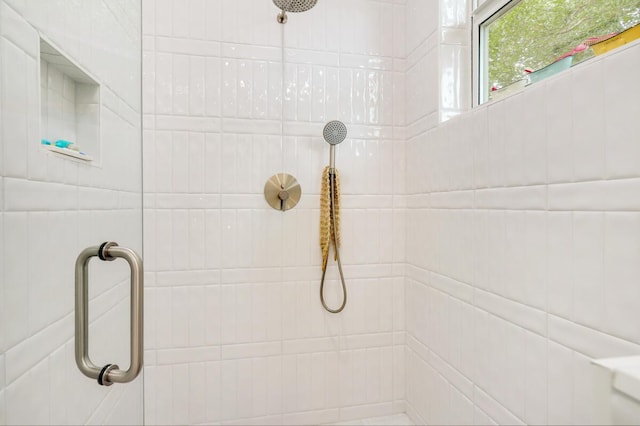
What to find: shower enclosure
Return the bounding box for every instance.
[1,0,406,424]
[0,1,144,424]
[142,0,405,423]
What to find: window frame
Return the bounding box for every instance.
[472,0,524,106]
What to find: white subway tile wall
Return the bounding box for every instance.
[405,0,640,420]
[3,0,638,423]
[143,0,407,424]
[0,0,143,423]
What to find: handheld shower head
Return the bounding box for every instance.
[323,120,347,145]
[323,120,347,170]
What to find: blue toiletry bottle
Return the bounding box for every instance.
[54,140,73,148]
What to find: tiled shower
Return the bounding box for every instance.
[2,0,640,424]
[142,0,407,423]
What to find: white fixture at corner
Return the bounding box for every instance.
[592,356,640,425]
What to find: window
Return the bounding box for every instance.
[473,0,640,105]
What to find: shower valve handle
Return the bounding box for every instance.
[278,189,290,201]
[278,189,290,211]
[264,173,301,212]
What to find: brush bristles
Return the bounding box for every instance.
[320,167,341,269]
[332,168,341,255]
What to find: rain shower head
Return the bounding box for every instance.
[272,0,318,13]
[273,0,317,23]
[323,120,347,145]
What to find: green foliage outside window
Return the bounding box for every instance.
[487,0,640,90]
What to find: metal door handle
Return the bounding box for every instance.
[75,242,143,386]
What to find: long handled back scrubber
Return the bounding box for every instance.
[319,121,348,313]
[320,166,341,268]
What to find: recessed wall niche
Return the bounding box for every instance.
[40,39,100,162]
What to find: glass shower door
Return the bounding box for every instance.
[0,0,143,424]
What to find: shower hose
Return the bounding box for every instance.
[320,169,347,313]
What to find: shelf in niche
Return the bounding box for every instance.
[40,38,100,163]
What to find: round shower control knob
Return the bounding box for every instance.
[278,190,290,201]
[264,174,301,212]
